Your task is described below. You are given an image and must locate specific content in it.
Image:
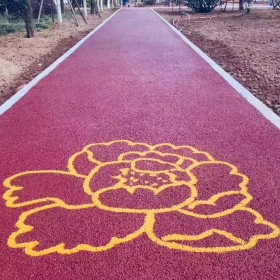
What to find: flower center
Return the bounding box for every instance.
[119,168,172,188]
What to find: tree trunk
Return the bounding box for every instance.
[54,0,63,23]
[239,0,244,10]
[24,0,34,38]
[100,0,104,11]
[51,0,55,22]
[61,0,65,13]
[4,0,8,18]
[107,0,111,9]
[83,0,88,16]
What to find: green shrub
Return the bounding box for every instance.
[0,16,52,36]
[144,0,157,5]
[0,22,25,35]
[186,0,219,13]
[35,16,52,31]
[35,22,49,31]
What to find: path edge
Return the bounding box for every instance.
[0,8,122,117]
[152,9,280,130]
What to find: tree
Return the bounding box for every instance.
[0,0,24,18]
[23,0,34,38]
[54,0,62,23]
[83,0,87,16]
[61,0,65,13]
[239,0,244,10]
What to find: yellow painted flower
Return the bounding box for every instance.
[3,140,279,256]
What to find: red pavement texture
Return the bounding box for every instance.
[1,7,280,280]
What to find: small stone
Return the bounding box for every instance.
[16,84,26,92]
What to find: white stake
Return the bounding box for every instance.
[38,0,44,23]
[100,0,104,11]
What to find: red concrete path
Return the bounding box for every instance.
[1,8,280,280]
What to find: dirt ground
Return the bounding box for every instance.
[157,7,280,116]
[0,9,116,105]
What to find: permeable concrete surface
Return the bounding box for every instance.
[0,8,280,280]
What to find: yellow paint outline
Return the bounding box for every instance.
[131,158,184,174]
[67,140,215,177]
[2,140,280,256]
[182,160,253,217]
[68,140,152,176]
[92,182,198,214]
[118,150,197,167]
[8,203,146,256]
[179,191,252,219]
[3,170,88,208]
[152,143,215,161]
[145,207,280,253]
[83,159,197,197]
[68,150,100,175]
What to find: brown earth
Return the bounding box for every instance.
[157,8,280,116]
[0,9,116,105]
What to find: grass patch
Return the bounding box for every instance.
[35,16,53,31]
[0,15,53,36]
[0,18,25,35]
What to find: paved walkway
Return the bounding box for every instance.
[1,8,280,280]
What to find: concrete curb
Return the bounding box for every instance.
[152,8,280,130]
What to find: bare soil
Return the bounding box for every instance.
[157,8,280,116]
[0,9,116,105]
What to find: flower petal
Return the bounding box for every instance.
[8,204,146,256]
[146,207,280,253]
[85,140,150,163]
[3,171,92,208]
[187,161,250,202]
[87,162,131,193]
[153,144,215,162]
[68,150,99,176]
[184,193,251,217]
[119,151,182,165]
[95,183,196,213]
[131,158,178,173]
